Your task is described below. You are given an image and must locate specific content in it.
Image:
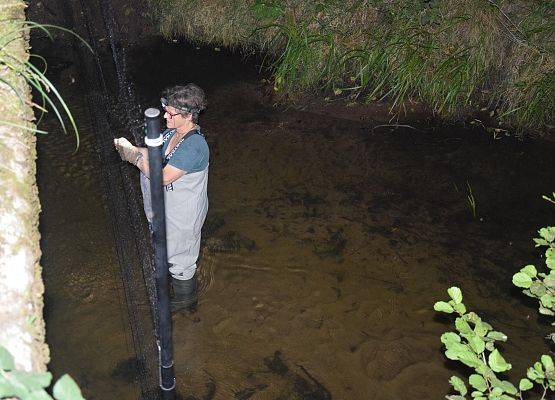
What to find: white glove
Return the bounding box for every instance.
[113,137,137,164]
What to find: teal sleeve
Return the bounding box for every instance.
[167,135,209,173]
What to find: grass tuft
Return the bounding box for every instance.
[149,0,554,133]
[0,20,93,150]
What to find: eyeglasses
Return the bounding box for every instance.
[160,97,181,119]
[161,97,198,119]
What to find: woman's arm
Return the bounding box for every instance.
[135,148,186,184]
[114,138,185,184]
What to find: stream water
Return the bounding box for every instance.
[35,34,554,400]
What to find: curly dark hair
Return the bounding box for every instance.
[164,83,207,123]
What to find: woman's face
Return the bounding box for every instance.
[163,106,183,129]
[164,106,194,132]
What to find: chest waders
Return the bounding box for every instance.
[140,129,209,312]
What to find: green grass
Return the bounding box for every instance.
[0,20,92,150]
[149,0,554,133]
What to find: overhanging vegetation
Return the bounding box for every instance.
[150,0,554,133]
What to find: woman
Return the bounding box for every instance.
[114,83,209,312]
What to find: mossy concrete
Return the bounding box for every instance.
[0,1,49,371]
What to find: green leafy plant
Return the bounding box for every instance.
[0,345,84,400]
[434,287,554,399]
[512,225,555,343]
[435,195,555,399]
[152,0,554,130]
[0,20,92,150]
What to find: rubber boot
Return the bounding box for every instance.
[170,275,198,313]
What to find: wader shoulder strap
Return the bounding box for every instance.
[162,129,199,168]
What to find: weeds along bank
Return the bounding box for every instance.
[0,1,49,372]
[150,0,553,134]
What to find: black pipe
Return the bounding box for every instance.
[145,108,175,400]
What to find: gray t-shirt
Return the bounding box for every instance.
[162,128,209,173]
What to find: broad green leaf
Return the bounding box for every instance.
[512,272,532,288]
[541,355,554,372]
[445,342,482,368]
[441,332,461,346]
[521,265,537,277]
[489,376,503,388]
[26,389,54,400]
[546,257,555,270]
[474,321,489,337]
[0,373,29,398]
[481,321,493,331]
[527,366,544,381]
[475,363,489,376]
[455,318,473,334]
[449,375,467,395]
[534,361,543,372]
[491,386,503,395]
[499,380,517,395]
[448,287,463,304]
[434,301,454,313]
[10,371,52,390]
[466,312,480,323]
[453,303,467,314]
[538,306,554,316]
[519,378,533,391]
[458,349,483,369]
[540,294,554,308]
[52,375,84,400]
[468,336,485,354]
[529,281,546,297]
[488,349,511,372]
[539,227,555,242]
[0,346,14,370]
[470,390,484,398]
[469,374,487,391]
[486,331,507,342]
[0,375,18,397]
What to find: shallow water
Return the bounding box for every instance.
[36,36,554,400]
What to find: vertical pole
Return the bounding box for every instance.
[144,108,175,400]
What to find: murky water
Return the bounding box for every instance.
[35,46,139,399]
[36,35,554,400]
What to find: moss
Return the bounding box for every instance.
[0,1,49,371]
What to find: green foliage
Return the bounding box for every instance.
[0,20,92,150]
[435,287,554,399]
[0,345,84,400]
[436,195,555,399]
[512,221,555,342]
[149,0,555,131]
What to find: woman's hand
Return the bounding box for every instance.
[114,137,137,163]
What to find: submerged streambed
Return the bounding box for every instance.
[37,35,554,400]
